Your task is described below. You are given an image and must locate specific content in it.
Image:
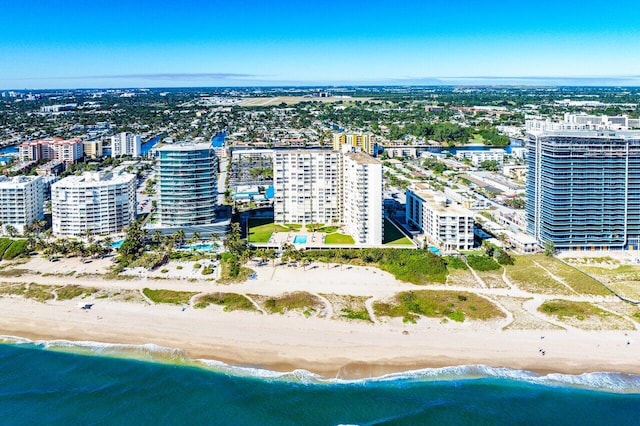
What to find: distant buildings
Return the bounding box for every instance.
[456,148,505,167]
[333,133,377,156]
[0,176,44,234]
[110,132,141,157]
[40,104,76,113]
[526,121,640,250]
[156,143,219,227]
[19,138,84,164]
[405,186,474,251]
[83,140,103,159]
[273,149,383,245]
[51,170,137,237]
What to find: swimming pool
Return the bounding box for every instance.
[428,246,442,255]
[111,240,124,249]
[181,243,216,251]
[293,235,308,244]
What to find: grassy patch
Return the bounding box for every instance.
[56,285,98,300]
[0,238,14,258]
[505,257,573,295]
[0,268,31,277]
[445,256,468,270]
[324,233,355,244]
[142,288,197,305]
[24,284,55,302]
[247,218,290,243]
[262,292,323,316]
[193,293,257,312]
[3,239,29,260]
[129,252,166,269]
[466,255,500,271]
[340,308,371,321]
[539,300,609,321]
[533,255,612,296]
[218,255,254,284]
[318,226,340,234]
[373,290,505,323]
[284,223,302,231]
[303,248,449,284]
[383,218,413,245]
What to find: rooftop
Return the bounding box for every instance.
[344,151,380,165]
[156,142,213,152]
[408,187,473,216]
[53,171,135,188]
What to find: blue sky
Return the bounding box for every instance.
[2,0,640,88]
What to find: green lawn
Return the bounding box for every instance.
[383,218,414,245]
[324,233,355,244]
[247,218,290,243]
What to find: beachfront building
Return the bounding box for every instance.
[0,176,44,234]
[405,186,474,251]
[526,120,640,250]
[333,133,377,156]
[156,143,218,228]
[273,149,383,245]
[273,150,341,225]
[342,152,383,245]
[110,132,142,158]
[51,170,137,237]
[19,138,84,164]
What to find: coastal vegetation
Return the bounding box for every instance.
[260,292,324,317]
[539,300,609,321]
[55,285,97,300]
[373,290,505,323]
[300,248,448,284]
[0,238,29,260]
[324,233,355,244]
[142,288,196,305]
[193,293,257,312]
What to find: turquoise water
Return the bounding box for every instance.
[181,243,215,251]
[110,239,124,249]
[428,246,441,255]
[293,235,308,244]
[1,340,640,425]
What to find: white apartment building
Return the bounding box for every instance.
[273,149,383,245]
[406,187,474,251]
[0,176,44,234]
[51,170,137,237]
[111,132,142,157]
[342,152,383,245]
[273,150,341,224]
[19,138,84,164]
[457,149,505,167]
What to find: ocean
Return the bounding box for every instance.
[1,339,640,425]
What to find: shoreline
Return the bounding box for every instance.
[0,297,638,380]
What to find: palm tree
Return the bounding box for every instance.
[152,230,162,245]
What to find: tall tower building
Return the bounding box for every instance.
[526,122,640,250]
[111,132,142,157]
[156,143,218,227]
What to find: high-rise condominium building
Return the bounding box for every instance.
[526,121,640,250]
[333,133,376,155]
[273,149,383,245]
[0,176,44,234]
[51,170,137,237]
[405,186,474,251]
[156,143,218,227]
[19,138,84,164]
[273,150,341,225]
[342,152,383,245]
[111,132,142,157]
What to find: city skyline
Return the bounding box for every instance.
[2,0,640,89]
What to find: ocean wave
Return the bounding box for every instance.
[1,336,639,393]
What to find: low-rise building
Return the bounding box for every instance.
[406,186,474,251]
[51,170,137,237]
[0,176,44,234]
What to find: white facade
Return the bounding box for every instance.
[457,149,505,167]
[342,152,383,245]
[111,132,142,157]
[0,176,44,234]
[52,171,137,237]
[406,187,474,251]
[273,149,383,245]
[273,150,341,225]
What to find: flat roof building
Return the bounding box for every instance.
[51,170,137,237]
[0,176,44,235]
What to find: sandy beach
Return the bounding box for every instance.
[1,256,639,379]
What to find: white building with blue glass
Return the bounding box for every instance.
[526,122,640,251]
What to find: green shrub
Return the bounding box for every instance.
[201,267,213,275]
[466,255,500,271]
[3,240,28,260]
[193,293,256,311]
[0,238,14,258]
[142,288,196,304]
